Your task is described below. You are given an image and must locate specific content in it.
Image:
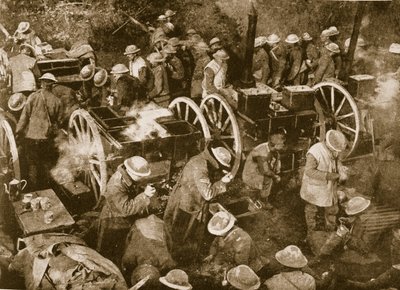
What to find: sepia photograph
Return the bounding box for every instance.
[0,0,399,289]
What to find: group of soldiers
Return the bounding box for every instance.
[0,10,397,290]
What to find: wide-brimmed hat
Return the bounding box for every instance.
[254,36,268,48]
[165,9,176,17]
[163,44,177,54]
[8,93,26,111]
[275,245,308,268]
[212,49,230,61]
[325,129,347,152]
[210,37,222,47]
[159,269,192,290]
[227,265,260,290]
[320,29,331,39]
[157,15,167,22]
[211,146,231,167]
[124,44,141,55]
[345,196,371,215]
[328,26,340,36]
[131,264,160,288]
[285,34,300,44]
[16,21,30,33]
[39,73,57,82]
[302,32,312,41]
[325,42,340,54]
[147,52,166,64]
[124,156,151,178]
[187,28,197,35]
[389,43,400,54]
[207,211,235,236]
[93,68,108,87]
[164,22,175,33]
[110,64,129,74]
[168,37,180,48]
[266,34,281,44]
[80,64,95,81]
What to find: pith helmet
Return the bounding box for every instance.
[345,196,371,215]
[80,64,95,81]
[159,269,192,290]
[93,68,108,87]
[124,156,151,178]
[211,146,231,166]
[207,211,235,236]
[110,64,129,74]
[325,129,347,152]
[227,265,260,290]
[39,73,57,82]
[275,245,308,268]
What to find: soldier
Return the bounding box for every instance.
[191,41,211,103]
[242,130,286,210]
[327,26,345,79]
[300,130,348,234]
[264,246,316,290]
[202,49,229,97]
[52,80,79,128]
[284,34,303,85]
[9,45,37,96]
[78,64,96,106]
[209,37,223,54]
[253,36,270,84]
[147,52,170,107]
[163,145,233,261]
[13,21,42,51]
[313,42,340,85]
[110,63,144,111]
[97,156,157,263]
[16,73,62,190]
[165,9,176,23]
[319,29,331,47]
[266,34,286,90]
[301,32,320,85]
[125,44,154,93]
[162,44,185,99]
[203,211,268,279]
[168,37,194,93]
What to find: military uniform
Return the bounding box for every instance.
[97,164,152,262]
[16,88,63,189]
[148,63,170,107]
[163,149,227,258]
[252,47,270,84]
[111,74,144,109]
[165,55,185,98]
[313,47,335,85]
[285,45,303,85]
[128,56,154,93]
[9,53,37,94]
[191,53,211,101]
[269,43,287,88]
[264,271,316,290]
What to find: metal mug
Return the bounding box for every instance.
[31,198,41,211]
[40,197,51,210]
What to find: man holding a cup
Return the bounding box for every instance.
[97,156,156,263]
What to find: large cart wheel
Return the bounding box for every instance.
[0,118,20,179]
[169,97,211,140]
[68,109,107,201]
[200,94,242,177]
[313,82,360,158]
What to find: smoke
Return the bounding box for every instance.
[374,73,400,105]
[121,102,172,142]
[50,134,99,185]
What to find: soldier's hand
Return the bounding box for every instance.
[144,185,156,197]
[203,255,214,263]
[273,175,281,183]
[326,172,340,181]
[221,173,233,183]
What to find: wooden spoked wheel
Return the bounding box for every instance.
[200,94,242,177]
[169,97,211,140]
[68,109,107,201]
[0,118,20,179]
[313,82,361,158]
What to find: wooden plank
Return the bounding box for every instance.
[12,189,75,236]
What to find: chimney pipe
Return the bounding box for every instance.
[240,0,257,88]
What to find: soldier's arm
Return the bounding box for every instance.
[169,58,184,80]
[149,67,163,98]
[203,67,219,94]
[233,239,251,265]
[287,51,302,81]
[16,95,33,135]
[138,66,147,86]
[304,153,329,180]
[313,58,328,85]
[119,191,150,216]
[194,166,226,201]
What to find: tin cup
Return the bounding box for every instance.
[22,193,33,204]
[31,198,41,211]
[44,211,54,224]
[40,197,51,210]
